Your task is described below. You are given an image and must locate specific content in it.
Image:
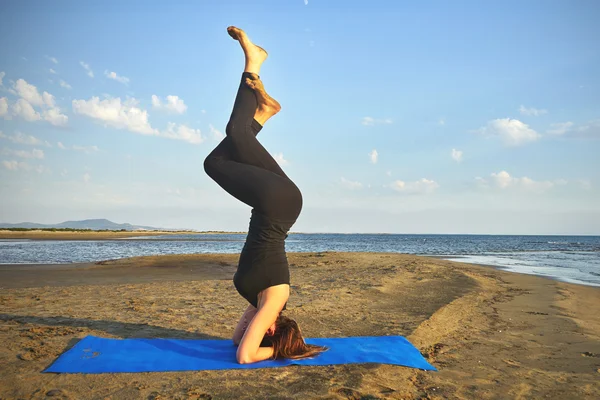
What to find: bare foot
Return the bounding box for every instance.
[245,76,281,124]
[227,26,268,65]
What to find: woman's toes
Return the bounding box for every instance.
[227,26,242,40]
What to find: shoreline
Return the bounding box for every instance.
[437,256,600,289]
[1,255,597,289]
[1,252,598,398]
[2,250,598,289]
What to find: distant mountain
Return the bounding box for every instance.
[0,219,177,231]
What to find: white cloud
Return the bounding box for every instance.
[11,99,41,121]
[49,68,57,75]
[46,56,58,64]
[56,141,99,153]
[547,122,573,135]
[474,118,540,146]
[273,152,289,166]
[3,148,44,159]
[451,148,463,162]
[72,96,157,135]
[361,116,393,126]
[3,160,21,170]
[474,176,488,188]
[340,177,363,189]
[7,79,68,126]
[482,170,563,192]
[61,169,68,177]
[519,105,547,116]
[105,70,130,85]
[0,131,51,146]
[80,61,94,78]
[0,71,5,86]
[14,79,50,107]
[151,95,187,114]
[517,176,557,191]
[73,96,203,144]
[369,149,378,164]
[304,0,308,5]
[390,178,439,194]
[491,171,513,189]
[386,170,392,177]
[122,97,140,108]
[546,120,600,138]
[42,107,68,126]
[577,179,592,190]
[556,120,600,139]
[42,92,56,108]
[0,97,7,117]
[2,160,47,173]
[59,80,72,90]
[72,144,99,153]
[209,123,225,140]
[554,178,568,186]
[83,173,91,183]
[162,122,204,144]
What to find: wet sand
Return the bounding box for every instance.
[1,252,599,399]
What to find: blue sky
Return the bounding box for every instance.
[0,0,598,234]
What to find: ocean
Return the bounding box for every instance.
[1,233,599,287]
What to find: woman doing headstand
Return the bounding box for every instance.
[203,26,327,364]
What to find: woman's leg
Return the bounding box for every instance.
[204,144,302,221]
[203,72,302,220]
[221,72,289,179]
[206,26,286,177]
[203,28,302,221]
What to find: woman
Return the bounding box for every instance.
[203,26,328,364]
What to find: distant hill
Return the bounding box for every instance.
[0,219,177,231]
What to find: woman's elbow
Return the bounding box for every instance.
[236,352,253,364]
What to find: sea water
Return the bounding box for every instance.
[0,234,598,287]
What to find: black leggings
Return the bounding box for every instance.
[203,72,303,222]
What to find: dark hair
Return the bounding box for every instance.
[260,315,328,360]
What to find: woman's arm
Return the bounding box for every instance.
[235,305,277,363]
[232,304,257,346]
[236,284,289,364]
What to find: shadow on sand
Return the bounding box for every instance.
[1,313,225,372]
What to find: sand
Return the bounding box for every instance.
[1,252,599,399]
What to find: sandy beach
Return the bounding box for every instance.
[1,251,599,399]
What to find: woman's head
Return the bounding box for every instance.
[261,314,328,360]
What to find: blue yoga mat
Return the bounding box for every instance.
[44,335,436,373]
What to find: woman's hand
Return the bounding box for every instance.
[233,304,258,346]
